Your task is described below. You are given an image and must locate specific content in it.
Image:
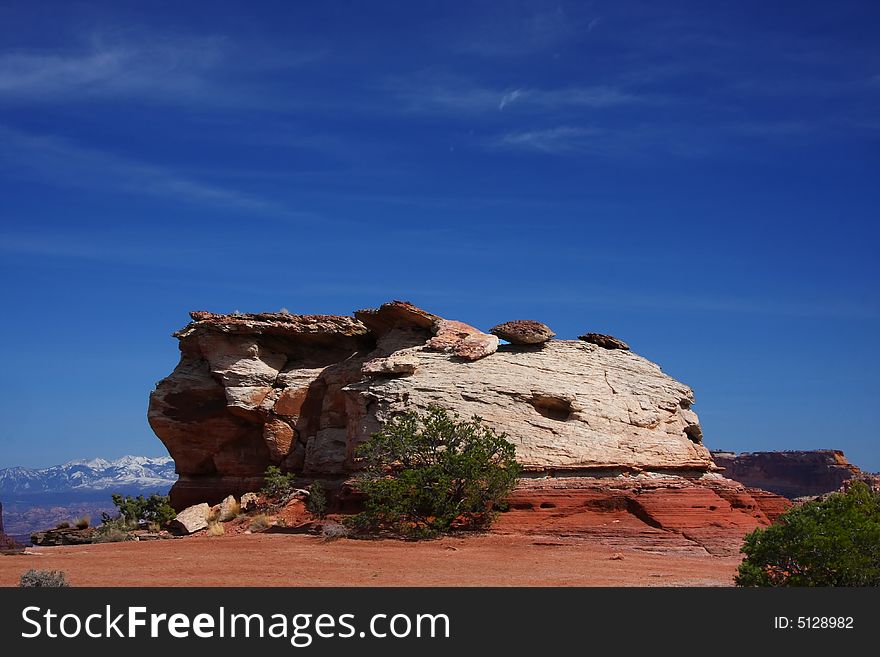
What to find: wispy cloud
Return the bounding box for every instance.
[0,31,321,107]
[0,233,209,269]
[0,125,302,215]
[491,126,601,154]
[390,76,642,115]
[498,88,524,110]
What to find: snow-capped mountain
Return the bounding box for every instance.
[0,456,177,496]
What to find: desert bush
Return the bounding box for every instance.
[306,481,328,518]
[55,521,70,529]
[347,406,521,539]
[91,528,129,543]
[249,514,271,532]
[321,521,350,541]
[208,522,225,537]
[261,466,297,500]
[736,481,880,587]
[19,569,70,587]
[92,516,133,543]
[108,493,177,527]
[74,515,90,530]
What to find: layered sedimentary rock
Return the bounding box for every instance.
[150,301,719,509]
[499,474,789,556]
[711,450,869,499]
[0,502,18,551]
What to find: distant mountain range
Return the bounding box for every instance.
[0,456,178,542]
[0,455,176,496]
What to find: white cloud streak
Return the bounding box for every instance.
[491,126,601,153]
[391,77,642,115]
[0,125,298,214]
[0,31,321,107]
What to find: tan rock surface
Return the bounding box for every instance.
[347,341,710,471]
[170,503,210,535]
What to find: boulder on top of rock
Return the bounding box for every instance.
[453,332,499,361]
[425,319,498,361]
[490,320,555,345]
[362,352,419,377]
[170,503,211,535]
[579,333,630,350]
[426,319,480,352]
[354,300,438,338]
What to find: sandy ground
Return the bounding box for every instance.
[0,533,740,587]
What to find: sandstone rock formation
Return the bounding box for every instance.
[711,450,869,499]
[150,301,719,508]
[30,527,95,546]
[579,333,630,350]
[490,320,555,345]
[500,474,790,556]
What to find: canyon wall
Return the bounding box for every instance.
[711,450,874,498]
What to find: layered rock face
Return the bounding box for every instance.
[499,474,789,556]
[711,450,870,499]
[0,502,22,552]
[150,301,719,509]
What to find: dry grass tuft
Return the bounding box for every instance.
[249,514,272,532]
[219,499,241,521]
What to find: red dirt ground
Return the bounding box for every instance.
[0,532,741,587]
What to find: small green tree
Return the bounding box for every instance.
[262,465,297,500]
[348,406,521,539]
[106,493,177,527]
[736,481,880,587]
[306,481,328,518]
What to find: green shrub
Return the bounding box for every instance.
[108,493,177,527]
[92,528,129,543]
[92,516,132,543]
[19,569,70,587]
[736,481,880,587]
[306,481,328,518]
[261,465,296,500]
[347,406,521,539]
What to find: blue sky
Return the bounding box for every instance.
[1,1,878,470]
